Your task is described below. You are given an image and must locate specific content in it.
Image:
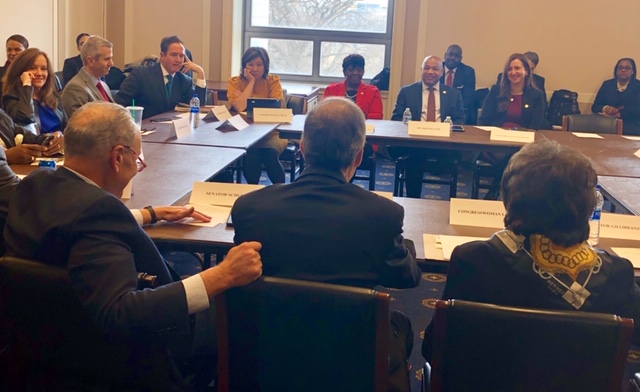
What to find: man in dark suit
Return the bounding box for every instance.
[0,148,19,254]
[115,35,206,119]
[232,97,421,392]
[391,55,466,198]
[3,102,263,390]
[441,44,476,124]
[61,33,90,89]
[61,35,115,117]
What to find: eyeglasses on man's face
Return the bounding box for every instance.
[123,145,147,172]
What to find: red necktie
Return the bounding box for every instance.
[426,87,436,121]
[446,70,454,87]
[96,81,111,102]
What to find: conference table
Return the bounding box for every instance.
[599,176,640,216]
[10,143,245,210]
[277,115,543,152]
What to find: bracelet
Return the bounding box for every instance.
[144,206,158,224]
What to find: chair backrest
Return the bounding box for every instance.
[0,256,131,390]
[54,71,64,92]
[216,276,390,392]
[286,93,307,115]
[429,299,633,392]
[562,114,623,134]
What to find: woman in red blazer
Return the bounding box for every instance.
[323,54,383,119]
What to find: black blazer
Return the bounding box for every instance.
[62,54,83,89]
[115,62,206,119]
[478,84,545,130]
[391,82,466,123]
[4,167,192,388]
[1,85,68,135]
[498,72,546,104]
[231,166,421,289]
[0,148,18,254]
[441,62,476,113]
[591,78,640,135]
[422,235,640,361]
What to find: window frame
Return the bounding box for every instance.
[243,0,394,84]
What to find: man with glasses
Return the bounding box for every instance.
[4,102,263,390]
[116,35,206,119]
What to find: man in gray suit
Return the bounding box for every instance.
[61,35,115,118]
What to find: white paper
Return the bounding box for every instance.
[425,234,487,261]
[217,115,250,131]
[253,108,293,123]
[490,129,535,143]
[572,132,604,139]
[366,124,375,134]
[170,116,191,139]
[611,248,640,269]
[476,126,503,132]
[449,198,506,228]
[622,136,640,141]
[181,203,232,227]
[600,213,640,241]
[408,121,450,137]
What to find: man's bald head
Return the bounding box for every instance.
[302,97,365,171]
[64,102,137,159]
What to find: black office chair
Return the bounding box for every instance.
[280,94,306,181]
[351,144,377,190]
[471,153,510,199]
[0,256,133,391]
[394,153,459,198]
[562,114,623,135]
[216,276,390,392]
[423,299,633,392]
[54,71,64,92]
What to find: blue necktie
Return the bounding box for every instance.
[166,74,173,98]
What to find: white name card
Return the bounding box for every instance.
[449,198,506,228]
[634,149,640,159]
[203,105,232,121]
[572,132,603,139]
[600,213,640,241]
[189,182,264,207]
[216,114,250,131]
[611,248,640,269]
[372,191,393,200]
[490,129,535,143]
[253,108,293,123]
[408,121,450,137]
[121,178,133,200]
[366,124,375,134]
[169,116,191,139]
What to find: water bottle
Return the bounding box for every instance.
[588,185,604,246]
[444,116,453,131]
[190,94,200,128]
[402,108,412,124]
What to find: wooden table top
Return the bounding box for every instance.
[599,176,640,215]
[141,112,279,150]
[540,131,640,178]
[11,144,245,210]
[278,115,542,152]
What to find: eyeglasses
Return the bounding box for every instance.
[617,66,632,71]
[123,145,147,172]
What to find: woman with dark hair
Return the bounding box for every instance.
[1,48,65,155]
[62,32,90,88]
[592,58,640,135]
[479,53,546,130]
[227,47,286,184]
[422,140,640,361]
[323,54,383,119]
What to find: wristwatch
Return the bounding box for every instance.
[144,205,158,224]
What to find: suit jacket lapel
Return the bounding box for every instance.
[153,64,170,107]
[80,69,105,101]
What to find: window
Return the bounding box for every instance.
[244,0,394,83]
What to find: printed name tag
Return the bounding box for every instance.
[216,115,250,131]
[169,116,191,139]
[190,182,264,207]
[408,121,450,137]
[253,108,293,123]
[490,129,535,143]
[366,124,375,134]
[449,198,506,228]
[203,105,232,121]
[600,213,640,241]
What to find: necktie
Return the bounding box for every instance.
[96,81,111,102]
[446,70,454,87]
[426,87,436,122]
[166,74,173,98]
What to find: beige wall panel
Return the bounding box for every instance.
[59,0,105,70]
[0,0,55,67]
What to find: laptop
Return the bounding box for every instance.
[246,98,283,119]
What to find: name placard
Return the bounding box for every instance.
[372,190,393,200]
[216,114,250,131]
[253,108,293,123]
[634,149,640,159]
[169,116,191,139]
[449,198,506,228]
[490,129,535,143]
[408,121,450,137]
[203,105,232,121]
[366,124,375,134]
[600,213,640,241]
[572,132,603,139]
[611,248,640,269]
[189,182,264,207]
[121,178,133,200]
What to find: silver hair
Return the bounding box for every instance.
[302,97,365,171]
[64,102,137,158]
[80,35,113,64]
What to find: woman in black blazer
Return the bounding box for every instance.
[592,58,640,135]
[479,53,546,130]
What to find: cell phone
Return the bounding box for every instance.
[452,125,464,132]
[40,135,55,146]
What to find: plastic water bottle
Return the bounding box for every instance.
[588,185,604,246]
[190,94,200,128]
[402,108,412,124]
[444,116,453,131]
